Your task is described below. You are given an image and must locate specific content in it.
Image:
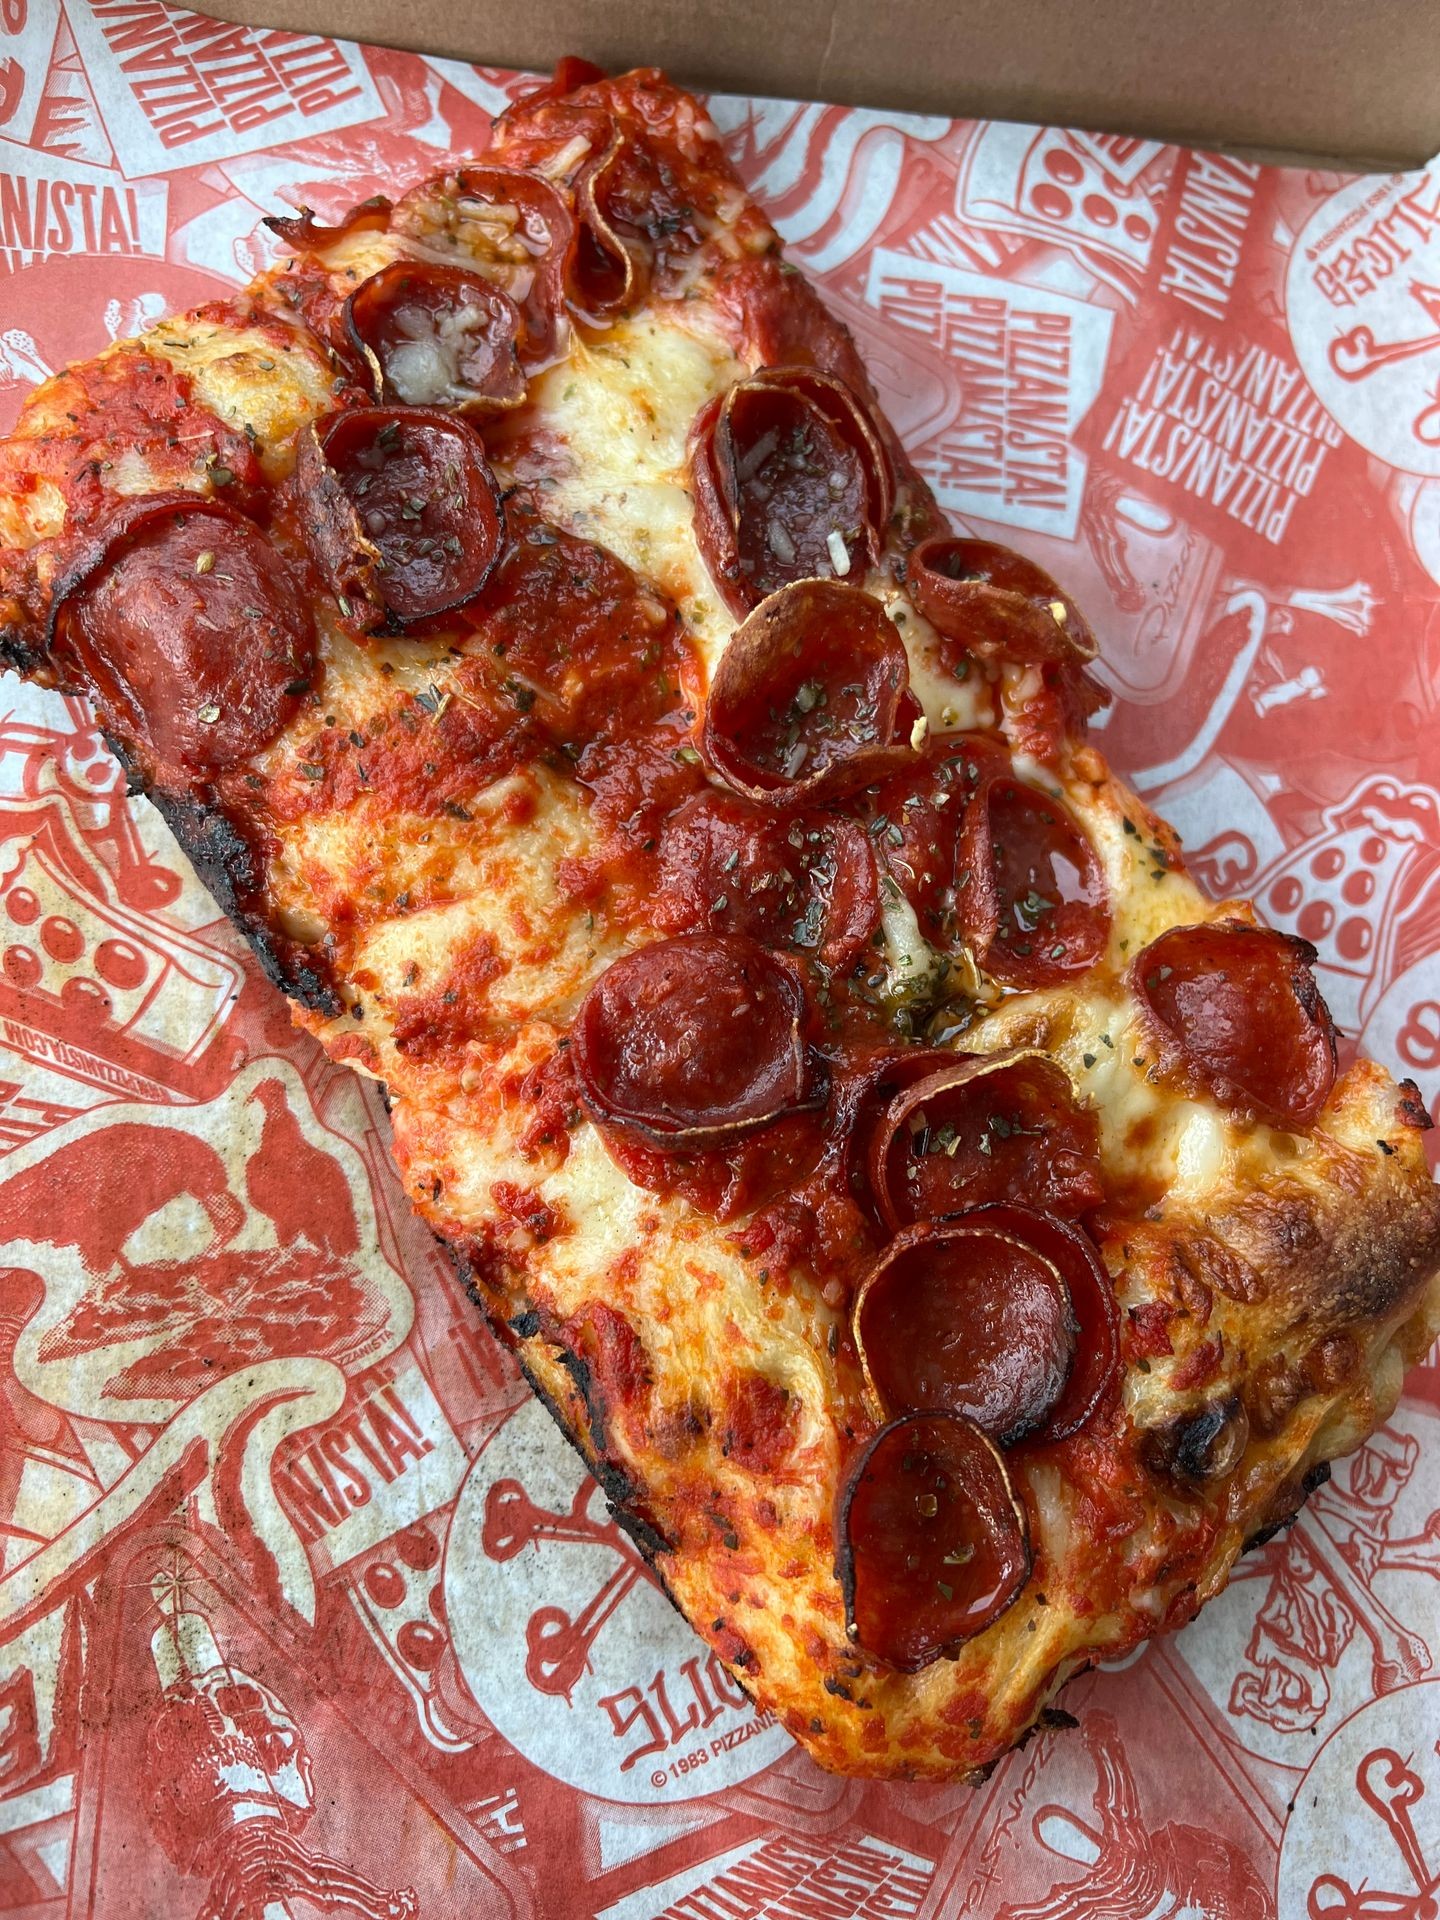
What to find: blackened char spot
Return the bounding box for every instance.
[556,1345,603,1450]
[1014,1705,1080,1751]
[1397,1077,1433,1130]
[0,625,46,679]
[509,1309,543,1338]
[1037,1706,1080,1732]
[1142,1395,1249,1490]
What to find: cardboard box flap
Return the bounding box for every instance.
[205,0,1440,170]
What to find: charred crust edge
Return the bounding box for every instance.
[439,1235,674,1566]
[513,1345,674,1565]
[0,624,46,680]
[1397,1077,1433,1130]
[1241,1458,1331,1555]
[147,781,341,1016]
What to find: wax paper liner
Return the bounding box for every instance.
[0,6,1438,1913]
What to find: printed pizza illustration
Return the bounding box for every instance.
[0,59,1436,1781]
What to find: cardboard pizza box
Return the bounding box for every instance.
[199,0,1440,170]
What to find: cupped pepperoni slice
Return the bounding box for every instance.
[1131,921,1338,1130]
[863,732,1011,940]
[453,167,576,364]
[571,134,646,318]
[854,1223,1077,1445]
[906,536,1097,668]
[654,790,881,973]
[392,167,576,368]
[47,492,314,776]
[344,262,526,413]
[297,407,503,632]
[573,933,815,1148]
[690,367,894,615]
[868,1049,1104,1230]
[574,127,720,317]
[824,1044,963,1201]
[703,581,914,805]
[483,101,638,318]
[957,774,1109,988]
[946,1204,1119,1442]
[802,815,884,972]
[836,1412,1030,1671]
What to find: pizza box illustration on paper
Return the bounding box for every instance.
[0,2,1438,1914]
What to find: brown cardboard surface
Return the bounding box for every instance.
[202,0,1440,169]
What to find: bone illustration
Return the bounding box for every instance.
[481,1477,648,1702]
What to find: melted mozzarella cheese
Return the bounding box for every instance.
[876,587,995,734]
[516,309,997,755]
[972,977,1246,1198]
[533,1140,841,1477]
[876,877,949,1004]
[310,225,410,285]
[344,767,620,1037]
[516,314,743,666]
[147,317,336,478]
[0,477,68,548]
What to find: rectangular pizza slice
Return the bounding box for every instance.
[1,61,1437,1780]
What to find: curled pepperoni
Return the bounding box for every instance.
[264,195,392,254]
[854,1223,1077,1445]
[907,537,1097,668]
[868,1050,1104,1230]
[296,407,503,632]
[947,1204,1119,1442]
[344,262,525,413]
[957,774,1109,987]
[655,790,880,972]
[690,368,894,615]
[703,581,914,804]
[863,732,1009,941]
[481,100,641,317]
[47,493,313,776]
[1131,922,1338,1130]
[486,103,640,317]
[535,54,608,98]
[571,133,647,318]
[573,127,723,318]
[824,1044,962,1205]
[392,167,576,367]
[836,1412,1029,1671]
[493,82,739,315]
[573,933,815,1148]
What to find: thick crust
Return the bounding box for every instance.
[0,68,1437,1782]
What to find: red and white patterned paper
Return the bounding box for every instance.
[1,7,1438,1914]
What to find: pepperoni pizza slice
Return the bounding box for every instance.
[1,63,1437,1779]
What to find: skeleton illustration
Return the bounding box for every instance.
[1231,1433,1437,1737]
[998,1713,1274,1920]
[145,1568,418,1920]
